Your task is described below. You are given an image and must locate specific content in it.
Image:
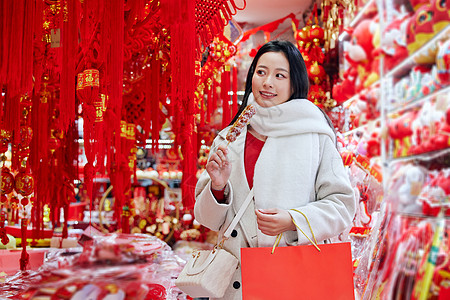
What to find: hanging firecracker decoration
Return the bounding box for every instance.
[19,218,29,271]
[0,212,8,245]
[76,69,100,106]
[76,69,101,206]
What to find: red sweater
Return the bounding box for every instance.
[212,131,265,201]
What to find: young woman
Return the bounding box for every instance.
[194,40,356,299]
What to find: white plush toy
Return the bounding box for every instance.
[397,164,427,213]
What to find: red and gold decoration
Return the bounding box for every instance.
[0,0,247,274]
[194,0,247,53]
[293,5,334,110]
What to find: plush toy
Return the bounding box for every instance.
[392,77,410,108]
[405,65,432,102]
[410,101,445,154]
[332,70,357,105]
[381,12,410,72]
[430,0,450,33]
[406,0,450,63]
[432,121,450,151]
[435,39,450,86]
[406,4,435,64]
[359,86,380,121]
[419,169,450,216]
[416,65,441,99]
[388,110,417,157]
[410,0,429,10]
[397,165,426,214]
[343,19,378,93]
[349,99,369,129]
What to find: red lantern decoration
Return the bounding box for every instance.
[308,62,326,85]
[76,69,100,105]
[309,25,325,45]
[1,167,15,194]
[15,169,34,197]
[93,94,108,123]
[296,26,310,48]
[19,126,33,148]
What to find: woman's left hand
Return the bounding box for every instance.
[255,208,296,236]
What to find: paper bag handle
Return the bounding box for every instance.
[271,209,321,254]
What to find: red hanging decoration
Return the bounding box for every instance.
[122,205,130,234]
[232,65,238,116]
[1,167,15,195]
[20,218,29,271]
[221,65,231,128]
[194,0,247,54]
[0,212,9,245]
[77,69,101,205]
[77,69,100,106]
[206,78,213,124]
[14,167,34,198]
[60,0,79,131]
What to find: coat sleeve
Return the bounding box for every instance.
[284,135,356,245]
[193,136,234,232]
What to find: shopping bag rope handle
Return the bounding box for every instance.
[271,209,321,254]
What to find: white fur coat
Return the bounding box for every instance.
[194,96,356,299]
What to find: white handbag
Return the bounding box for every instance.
[175,188,254,298]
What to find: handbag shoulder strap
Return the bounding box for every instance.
[223,188,254,239]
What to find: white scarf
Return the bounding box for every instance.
[246,93,336,247]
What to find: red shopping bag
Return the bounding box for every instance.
[241,242,354,300]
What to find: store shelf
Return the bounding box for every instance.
[388,147,450,164]
[342,80,381,108]
[342,117,380,136]
[338,0,376,41]
[384,25,450,79]
[398,212,450,220]
[388,85,450,115]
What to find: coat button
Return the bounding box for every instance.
[233,281,241,289]
[231,229,238,237]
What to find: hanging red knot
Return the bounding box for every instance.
[20,218,30,271]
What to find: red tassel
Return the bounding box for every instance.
[122,205,130,234]
[151,57,160,153]
[162,0,197,208]
[20,218,29,271]
[207,80,213,123]
[222,66,231,127]
[1,0,35,98]
[232,65,238,116]
[0,212,9,245]
[212,79,218,115]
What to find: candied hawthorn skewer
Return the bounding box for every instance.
[226,105,257,143]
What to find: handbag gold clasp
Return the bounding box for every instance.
[212,237,227,253]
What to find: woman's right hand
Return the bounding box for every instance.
[206,144,232,190]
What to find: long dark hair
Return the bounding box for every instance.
[229,40,309,125]
[229,40,336,142]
